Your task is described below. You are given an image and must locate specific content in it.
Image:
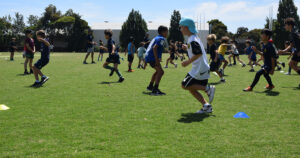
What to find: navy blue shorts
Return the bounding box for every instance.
[34,58,49,70]
[106,54,120,64]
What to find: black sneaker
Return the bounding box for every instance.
[40,76,49,84]
[109,69,115,76]
[91,61,96,64]
[147,86,153,91]
[30,69,33,74]
[151,89,166,96]
[277,67,282,71]
[242,64,246,67]
[282,62,285,68]
[118,77,125,83]
[31,82,41,87]
[24,71,29,75]
[83,61,88,64]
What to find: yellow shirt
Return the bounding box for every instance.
[218,44,227,56]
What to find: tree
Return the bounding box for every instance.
[208,19,228,39]
[236,27,249,37]
[38,4,62,36]
[167,10,184,43]
[273,0,300,49]
[27,15,39,27]
[12,12,25,36]
[247,29,262,44]
[119,9,148,49]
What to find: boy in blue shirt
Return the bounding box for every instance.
[31,30,50,87]
[83,30,96,64]
[101,29,124,83]
[145,26,168,95]
[126,36,135,72]
[245,40,261,72]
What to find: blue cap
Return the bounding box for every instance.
[179,18,198,34]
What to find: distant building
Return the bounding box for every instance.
[91,22,209,49]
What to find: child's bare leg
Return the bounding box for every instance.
[182,85,208,105]
[29,59,33,71]
[32,66,40,81]
[165,58,170,67]
[154,66,164,85]
[223,60,228,69]
[84,53,90,62]
[24,58,28,71]
[91,52,94,62]
[228,54,232,64]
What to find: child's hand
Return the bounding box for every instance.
[181,61,190,67]
[251,46,257,52]
[270,69,274,75]
[182,44,188,51]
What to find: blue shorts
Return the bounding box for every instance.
[251,57,257,61]
[218,54,225,61]
[34,58,49,70]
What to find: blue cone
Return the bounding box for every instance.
[234,112,249,118]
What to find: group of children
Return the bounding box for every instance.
[9,17,299,114]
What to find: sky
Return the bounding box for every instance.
[1,0,300,32]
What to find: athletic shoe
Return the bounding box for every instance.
[282,62,285,68]
[175,64,178,68]
[249,69,255,72]
[30,69,33,74]
[207,85,216,104]
[220,79,226,82]
[118,77,125,83]
[164,66,168,68]
[151,89,166,96]
[285,72,291,75]
[147,86,153,91]
[277,67,282,71]
[91,61,96,64]
[40,76,49,84]
[228,64,232,67]
[243,86,253,92]
[242,64,246,67]
[109,69,115,76]
[31,82,41,87]
[24,70,29,75]
[128,69,134,72]
[265,84,275,90]
[83,61,88,64]
[196,105,213,114]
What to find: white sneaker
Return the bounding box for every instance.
[175,64,178,68]
[196,104,213,114]
[285,72,291,75]
[207,85,216,104]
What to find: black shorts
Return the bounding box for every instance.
[210,60,221,71]
[182,73,208,88]
[233,54,239,57]
[262,65,272,73]
[106,54,120,64]
[9,48,15,52]
[170,53,175,60]
[128,55,134,62]
[148,61,156,68]
[34,58,49,70]
[292,52,300,62]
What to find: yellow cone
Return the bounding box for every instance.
[0,104,10,111]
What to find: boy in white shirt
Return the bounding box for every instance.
[180,18,216,114]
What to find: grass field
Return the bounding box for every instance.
[0,52,299,158]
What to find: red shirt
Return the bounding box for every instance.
[24,38,34,53]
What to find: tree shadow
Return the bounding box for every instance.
[177,113,215,123]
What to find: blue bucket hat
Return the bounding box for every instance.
[179,18,198,34]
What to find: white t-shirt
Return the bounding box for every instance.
[232,45,239,55]
[187,35,210,80]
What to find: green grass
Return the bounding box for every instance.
[0,52,299,158]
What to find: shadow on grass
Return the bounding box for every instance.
[16,74,28,76]
[209,81,222,85]
[255,90,280,96]
[282,86,300,90]
[99,81,120,85]
[178,113,215,123]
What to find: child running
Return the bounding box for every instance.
[31,30,50,87]
[245,40,261,72]
[24,30,35,75]
[164,40,179,68]
[126,36,135,72]
[137,42,146,69]
[180,18,216,114]
[228,41,246,67]
[207,34,225,82]
[83,30,96,64]
[244,29,277,92]
[101,29,125,82]
[217,36,230,75]
[145,26,168,95]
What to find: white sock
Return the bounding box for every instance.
[205,85,210,92]
[204,103,210,107]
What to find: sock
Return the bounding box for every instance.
[288,67,292,73]
[104,65,114,70]
[116,70,123,78]
[154,84,159,90]
[148,82,154,88]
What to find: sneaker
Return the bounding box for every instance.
[24,70,29,75]
[118,77,125,83]
[285,72,291,75]
[228,64,232,67]
[220,78,226,82]
[164,66,168,68]
[207,85,216,104]
[40,76,49,84]
[249,69,255,72]
[83,61,88,64]
[265,84,275,90]
[196,105,213,114]
[242,64,246,67]
[30,69,33,74]
[91,61,96,64]
[129,69,135,72]
[109,69,115,76]
[175,64,178,68]
[151,89,166,96]
[147,86,153,91]
[277,67,282,71]
[243,86,253,92]
[31,82,41,87]
[282,62,285,68]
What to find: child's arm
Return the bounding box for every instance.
[25,43,34,53]
[251,46,263,56]
[270,57,276,75]
[214,50,218,62]
[38,38,50,47]
[111,44,116,54]
[182,42,203,67]
[182,54,201,67]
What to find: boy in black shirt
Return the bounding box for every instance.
[279,18,300,75]
[101,29,124,82]
[31,30,50,87]
[244,29,276,91]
